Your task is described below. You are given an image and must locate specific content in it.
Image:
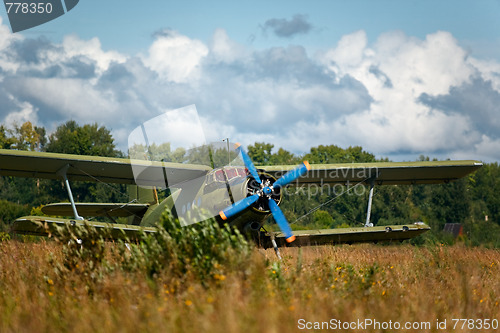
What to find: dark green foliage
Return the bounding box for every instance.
[247,142,275,165]
[47,211,253,290]
[304,144,376,164]
[50,222,111,275]
[45,221,115,296]
[46,120,120,157]
[0,125,15,149]
[312,210,334,229]
[0,176,59,207]
[118,212,253,284]
[468,162,500,224]
[271,147,299,165]
[0,199,31,231]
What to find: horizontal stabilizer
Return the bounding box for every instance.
[260,223,430,248]
[42,202,149,217]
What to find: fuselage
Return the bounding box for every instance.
[139,166,282,236]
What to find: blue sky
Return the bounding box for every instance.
[1,0,500,161]
[6,1,500,56]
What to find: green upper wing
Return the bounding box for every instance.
[260,160,483,185]
[0,149,211,186]
[0,149,481,186]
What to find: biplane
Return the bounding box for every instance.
[0,106,483,249]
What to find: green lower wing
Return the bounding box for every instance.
[41,203,150,217]
[261,223,430,248]
[11,216,157,240]
[12,217,430,248]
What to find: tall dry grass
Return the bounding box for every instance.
[1,240,499,332]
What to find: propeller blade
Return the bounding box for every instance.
[236,143,262,185]
[273,161,311,189]
[268,198,295,243]
[219,193,260,220]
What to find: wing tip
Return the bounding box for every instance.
[219,211,228,220]
[286,235,296,243]
[303,161,311,171]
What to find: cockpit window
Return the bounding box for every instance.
[214,169,225,182]
[209,167,247,184]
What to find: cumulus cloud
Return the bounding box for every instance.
[316,30,500,160]
[144,29,208,83]
[62,35,126,74]
[4,100,38,126]
[209,28,247,63]
[262,14,312,38]
[0,19,499,162]
[419,78,500,137]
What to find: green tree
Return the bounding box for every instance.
[312,209,334,229]
[12,121,46,151]
[304,145,376,164]
[0,126,15,149]
[46,120,120,157]
[44,121,125,205]
[0,123,52,209]
[270,148,299,165]
[468,163,500,225]
[247,142,274,165]
[0,199,31,231]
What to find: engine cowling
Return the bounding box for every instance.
[246,171,282,213]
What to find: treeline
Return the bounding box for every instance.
[1,121,500,247]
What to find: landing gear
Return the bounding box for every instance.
[246,223,282,260]
[270,233,282,260]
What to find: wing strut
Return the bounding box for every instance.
[365,177,376,227]
[56,164,84,221]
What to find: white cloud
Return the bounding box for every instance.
[474,135,500,161]
[0,17,22,74]
[3,100,38,126]
[322,30,369,78]
[378,31,473,96]
[209,28,247,64]
[17,77,118,121]
[62,35,127,74]
[468,57,500,92]
[144,30,208,83]
[0,17,18,51]
[316,30,488,158]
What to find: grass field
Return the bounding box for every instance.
[1,237,499,333]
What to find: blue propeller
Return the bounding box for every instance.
[219,143,311,243]
[267,198,295,242]
[235,143,262,185]
[219,193,260,220]
[273,161,311,190]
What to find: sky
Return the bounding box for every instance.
[1,0,500,162]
